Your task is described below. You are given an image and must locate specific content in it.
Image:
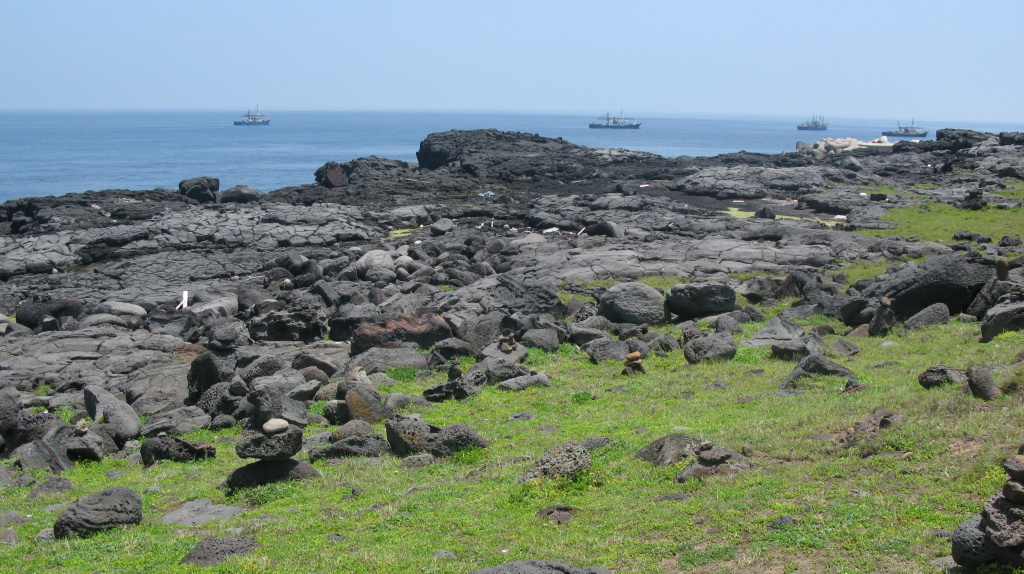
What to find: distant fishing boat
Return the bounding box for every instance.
[882,119,927,137]
[234,106,270,126]
[797,114,828,131]
[589,112,641,129]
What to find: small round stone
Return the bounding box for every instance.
[262,418,289,435]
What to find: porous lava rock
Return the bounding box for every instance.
[53,487,143,539]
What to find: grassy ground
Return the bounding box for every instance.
[855,202,1023,245]
[2,304,1024,574]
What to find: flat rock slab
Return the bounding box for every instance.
[162,499,245,526]
[180,536,260,566]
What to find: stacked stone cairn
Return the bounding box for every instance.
[952,449,1024,568]
[621,350,644,376]
[225,388,320,490]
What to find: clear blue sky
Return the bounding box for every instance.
[2,0,1021,123]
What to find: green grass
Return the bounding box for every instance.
[856,201,1024,244]
[3,309,1024,573]
[387,228,416,239]
[996,181,1024,201]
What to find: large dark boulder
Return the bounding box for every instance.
[15,299,83,329]
[597,282,666,325]
[221,185,263,203]
[684,332,737,363]
[4,413,67,451]
[314,162,348,188]
[981,301,1024,343]
[385,414,487,458]
[84,385,141,447]
[178,177,220,203]
[904,302,950,330]
[860,253,993,319]
[53,487,143,539]
[235,425,303,460]
[666,282,736,320]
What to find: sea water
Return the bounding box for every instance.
[1,110,1021,203]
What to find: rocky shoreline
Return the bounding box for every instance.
[1,127,1024,569]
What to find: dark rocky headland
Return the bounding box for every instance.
[1,128,1024,570]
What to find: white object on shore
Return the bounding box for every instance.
[175,291,188,310]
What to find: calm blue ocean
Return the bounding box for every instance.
[1,111,1022,203]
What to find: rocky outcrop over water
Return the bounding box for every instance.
[0,127,1022,565]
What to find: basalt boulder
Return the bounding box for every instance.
[666,282,736,321]
[860,253,993,319]
[597,282,666,326]
[54,487,143,539]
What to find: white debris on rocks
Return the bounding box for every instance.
[796,135,896,158]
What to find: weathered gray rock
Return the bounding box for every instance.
[981,301,1024,343]
[860,253,993,319]
[344,386,392,424]
[140,406,211,437]
[676,442,755,482]
[781,353,856,389]
[385,414,486,458]
[952,515,999,567]
[967,365,1001,401]
[597,282,666,325]
[742,316,804,347]
[519,440,591,484]
[4,413,67,451]
[905,302,950,330]
[28,477,74,498]
[918,365,968,389]
[634,433,699,466]
[235,425,303,460]
[14,438,75,473]
[826,336,860,358]
[221,185,264,203]
[54,487,143,539]
[771,333,825,360]
[666,282,736,321]
[521,328,560,352]
[984,493,1024,548]
[84,385,141,446]
[684,332,737,363]
[581,337,630,363]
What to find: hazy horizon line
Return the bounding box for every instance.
[1,107,1021,128]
